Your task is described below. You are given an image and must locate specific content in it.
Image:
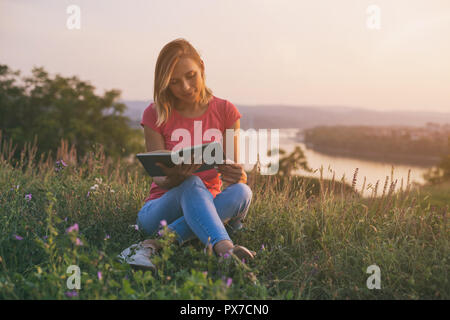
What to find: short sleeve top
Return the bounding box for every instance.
[140,95,242,202]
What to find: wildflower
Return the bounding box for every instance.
[55,160,68,172]
[110,189,115,193]
[65,291,78,298]
[90,184,99,191]
[134,224,139,231]
[66,223,79,233]
[261,244,265,250]
[226,277,233,288]
[202,271,208,277]
[64,217,68,222]
[86,191,90,198]
[223,252,230,259]
[104,234,110,240]
[25,194,32,201]
[97,271,102,280]
[75,238,83,246]
[14,234,23,240]
[160,220,167,227]
[42,236,48,240]
[95,177,103,184]
[242,258,246,264]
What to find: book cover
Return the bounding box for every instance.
[136,141,225,177]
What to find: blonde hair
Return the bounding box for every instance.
[153,38,213,126]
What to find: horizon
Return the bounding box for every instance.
[1,0,450,113]
[120,98,450,115]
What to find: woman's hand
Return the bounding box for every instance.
[155,160,202,189]
[217,162,247,187]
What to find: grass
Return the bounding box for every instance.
[0,137,448,299]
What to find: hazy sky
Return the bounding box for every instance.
[1,0,450,112]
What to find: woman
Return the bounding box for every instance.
[119,38,255,269]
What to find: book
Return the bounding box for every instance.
[136,141,226,177]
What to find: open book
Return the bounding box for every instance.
[136,141,226,177]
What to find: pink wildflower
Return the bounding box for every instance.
[65,291,78,298]
[66,223,79,233]
[14,234,23,240]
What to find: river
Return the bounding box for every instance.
[246,128,431,192]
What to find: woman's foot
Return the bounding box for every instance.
[117,239,161,270]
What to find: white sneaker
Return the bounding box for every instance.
[117,242,157,270]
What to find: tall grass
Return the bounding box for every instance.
[0,134,448,299]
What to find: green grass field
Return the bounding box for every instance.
[0,142,448,299]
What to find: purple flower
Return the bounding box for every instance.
[134,224,139,231]
[66,223,79,233]
[65,291,78,298]
[25,194,32,201]
[64,217,68,222]
[160,220,167,227]
[226,277,233,288]
[202,271,208,277]
[242,258,246,264]
[42,236,48,240]
[86,191,90,198]
[261,244,265,250]
[61,160,67,167]
[104,234,110,240]
[75,238,83,246]
[97,271,102,280]
[14,234,23,240]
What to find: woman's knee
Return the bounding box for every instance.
[181,175,203,187]
[233,183,253,203]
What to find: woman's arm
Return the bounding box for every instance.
[143,126,199,189]
[143,126,169,188]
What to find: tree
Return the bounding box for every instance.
[271,145,312,177]
[424,154,450,185]
[0,64,143,161]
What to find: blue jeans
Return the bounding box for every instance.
[136,175,252,247]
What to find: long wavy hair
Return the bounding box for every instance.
[153,38,214,126]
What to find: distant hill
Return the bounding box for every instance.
[121,100,450,130]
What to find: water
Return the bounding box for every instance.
[249,128,431,192]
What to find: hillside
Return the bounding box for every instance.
[121,100,450,130]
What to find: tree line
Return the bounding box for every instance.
[0,64,143,161]
[304,125,449,161]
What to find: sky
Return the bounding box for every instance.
[1,0,450,112]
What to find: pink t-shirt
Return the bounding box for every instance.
[140,95,242,202]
